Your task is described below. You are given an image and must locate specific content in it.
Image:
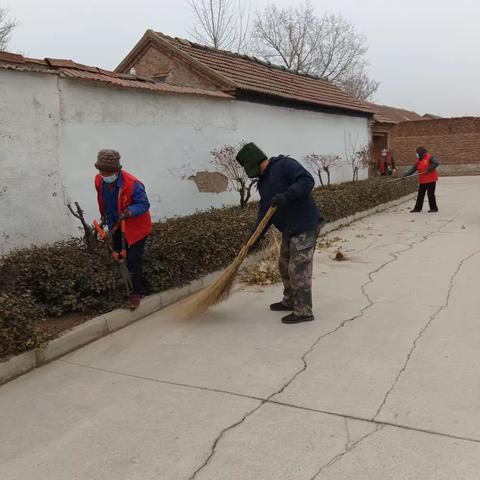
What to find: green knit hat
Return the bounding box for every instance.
[236,142,267,178]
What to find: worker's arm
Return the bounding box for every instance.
[426,156,440,173]
[403,164,417,178]
[281,158,315,202]
[125,182,150,217]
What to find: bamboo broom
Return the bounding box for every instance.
[175,206,277,319]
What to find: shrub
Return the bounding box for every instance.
[0,239,126,316]
[0,177,416,359]
[313,177,415,222]
[0,291,46,358]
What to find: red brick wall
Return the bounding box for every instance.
[131,45,220,91]
[390,117,480,175]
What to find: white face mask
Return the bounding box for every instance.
[102,174,118,184]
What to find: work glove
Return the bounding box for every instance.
[270,193,287,208]
[119,210,131,221]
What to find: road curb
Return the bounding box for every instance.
[0,351,37,386]
[0,192,415,387]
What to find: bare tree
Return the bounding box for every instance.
[67,202,97,252]
[211,144,257,208]
[252,1,378,100]
[188,0,251,52]
[340,68,379,102]
[344,133,370,181]
[0,6,17,51]
[304,153,341,187]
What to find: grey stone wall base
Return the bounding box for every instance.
[0,192,415,387]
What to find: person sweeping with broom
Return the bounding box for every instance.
[94,150,152,310]
[236,143,324,324]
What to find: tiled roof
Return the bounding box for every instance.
[0,51,232,100]
[423,113,443,120]
[153,32,374,115]
[366,102,424,124]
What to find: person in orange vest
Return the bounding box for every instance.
[402,146,440,213]
[378,148,396,176]
[94,150,152,309]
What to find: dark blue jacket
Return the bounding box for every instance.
[256,156,322,239]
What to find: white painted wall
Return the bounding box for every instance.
[0,68,370,253]
[0,70,74,254]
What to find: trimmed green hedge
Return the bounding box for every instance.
[0,177,416,359]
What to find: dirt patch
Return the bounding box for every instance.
[333,249,348,261]
[189,171,229,193]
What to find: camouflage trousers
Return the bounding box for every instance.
[279,226,321,317]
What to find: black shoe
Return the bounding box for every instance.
[270,302,293,312]
[410,209,421,213]
[428,209,438,213]
[281,313,315,324]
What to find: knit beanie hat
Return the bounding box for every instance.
[95,150,122,171]
[416,146,428,159]
[236,143,267,178]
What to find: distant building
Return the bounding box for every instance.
[366,102,424,163]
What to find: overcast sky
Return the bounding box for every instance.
[3,0,479,117]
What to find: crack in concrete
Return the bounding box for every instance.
[372,248,480,421]
[310,425,385,479]
[187,211,461,479]
[187,400,265,480]
[343,417,351,450]
[60,359,265,403]
[271,229,447,400]
[63,359,480,446]
[269,398,480,444]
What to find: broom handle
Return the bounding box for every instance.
[379,172,419,185]
[245,206,277,249]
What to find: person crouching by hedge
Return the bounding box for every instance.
[236,143,324,325]
[94,150,152,309]
[402,146,440,213]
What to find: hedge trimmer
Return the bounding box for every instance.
[93,219,133,295]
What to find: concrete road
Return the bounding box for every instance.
[1,176,480,479]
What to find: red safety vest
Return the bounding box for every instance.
[95,170,152,245]
[416,153,439,184]
[378,153,394,175]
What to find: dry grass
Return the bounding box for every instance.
[317,236,345,250]
[241,230,282,285]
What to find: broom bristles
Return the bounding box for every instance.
[175,207,277,319]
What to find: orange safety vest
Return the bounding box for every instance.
[416,153,438,184]
[95,170,152,245]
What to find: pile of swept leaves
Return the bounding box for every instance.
[0,177,416,359]
[242,230,282,286]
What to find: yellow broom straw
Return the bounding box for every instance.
[175,206,277,318]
